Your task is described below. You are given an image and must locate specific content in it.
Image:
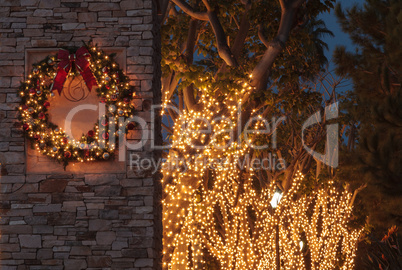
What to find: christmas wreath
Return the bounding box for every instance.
[18,44,137,168]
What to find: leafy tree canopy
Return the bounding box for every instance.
[334,0,402,232]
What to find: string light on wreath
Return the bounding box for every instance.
[18,44,138,168]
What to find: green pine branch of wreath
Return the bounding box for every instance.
[18,43,139,169]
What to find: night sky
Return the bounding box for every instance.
[320,0,366,61]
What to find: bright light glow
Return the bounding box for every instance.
[270,190,283,209]
[299,240,304,251]
[19,46,135,166]
[161,85,362,269]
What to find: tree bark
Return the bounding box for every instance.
[206,10,238,66]
[250,0,305,89]
[170,0,208,21]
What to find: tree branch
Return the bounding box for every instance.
[170,0,208,21]
[162,122,173,134]
[179,90,184,111]
[183,84,202,111]
[167,107,179,121]
[184,18,199,64]
[258,24,270,48]
[250,0,305,88]
[162,72,178,102]
[214,5,250,77]
[181,17,203,111]
[230,7,250,59]
[172,0,238,67]
[201,0,211,10]
[349,184,367,207]
[231,14,240,29]
[207,10,238,66]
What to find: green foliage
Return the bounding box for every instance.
[161,1,370,268]
[162,0,337,196]
[362,227,402,270]
[162,0,335,101]
[334,0,402,231]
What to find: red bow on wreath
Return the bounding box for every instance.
[50,47,98,94]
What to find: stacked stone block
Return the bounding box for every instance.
[0,0,162,269]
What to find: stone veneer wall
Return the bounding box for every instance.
[0,0,162,269]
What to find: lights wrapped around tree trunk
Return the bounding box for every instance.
[161,87,362,270]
